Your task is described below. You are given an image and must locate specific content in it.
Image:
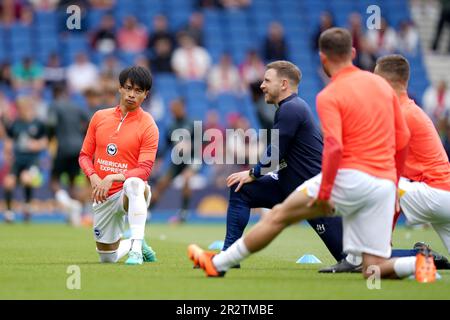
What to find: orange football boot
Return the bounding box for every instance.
[198,251,225,277]
[187,244,203,268]
[415,249,437,283]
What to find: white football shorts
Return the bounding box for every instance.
[399,177,450,253]
[297,169,396,258]
[92,184,151,244]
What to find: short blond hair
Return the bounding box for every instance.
[266,60,302,86]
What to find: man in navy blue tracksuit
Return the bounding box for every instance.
[224,61,345,264]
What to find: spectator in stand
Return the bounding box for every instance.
[444,115,450,158]
[102,83,118,107]
[134,55,150,69]
[181,12,204,46]
[43,53,66,90]
[2,95,48,223]
[239,50,265,93]
[91,14,117,54]
[208,53,241,95]
[84,87,104,119]
[12,57,44,94]
[18,4,34,27]
[89,0,115,9]
[432,0,450,53]
[0,92,15,125]
[348,12,375,71]
[423,80,450,135]
[397,20,420,56]
[366,18,397,57]
[148,15,175,54]
[171,32,211,80]
[30,91,49,122]
[28,0,59,11]
[225,112,257,166]
[150,38,174,74]
[0,0,23,25]
[117,15,148,54]
[312,11,334,52]
[100,54,122,79]
[47,84,89,227]
[0,63,13,89]
[263,22,288,62]
[66,52,99,93]
[197,0,221,9]
[219,0,251,9]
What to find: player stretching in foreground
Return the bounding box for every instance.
[189,28,435,281]
[374,54,450,268]
[79,66,159,265]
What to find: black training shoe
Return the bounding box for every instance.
[413,242,450,270]
[318,259,362,273]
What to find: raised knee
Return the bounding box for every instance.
[267,204,288,226]
[124,177,145,196]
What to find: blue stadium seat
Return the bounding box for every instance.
[329,1,357,27]
[35,10,57,31]
[36,37,59,63]
[137,0,163,15]
[224,10,248,29]
[10,24,32,39]
[304,0,330,25]
[213,93,240,115]
[87,8,110,30]
[249,0,274,13]
[205,25,223,39]
[118,51,141,66]
[167,11,192,30]
[274,0,302,14]
[154,73,179,91]
[239,93,261,130]
[204,9,221,23]
[186,96,209,121]
[180,80,207,97]
[0,26,8,62]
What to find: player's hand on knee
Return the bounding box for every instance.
[89,174,102,189]
[226,170,255,192]
[92,176,113,203]
[307,197,335,216]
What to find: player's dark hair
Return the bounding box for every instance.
[119,66,152,91]
[52,83,67,98]
[319,27,353,61]
[266,60,302,86]
[375,54,410,85]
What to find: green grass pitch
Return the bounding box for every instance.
[0,223,449,299]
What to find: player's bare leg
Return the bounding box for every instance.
[244,191,323,252]
[3,174,17,222]
[363,251,436,282]
[362,253,399,279]
[190,190,325,275]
